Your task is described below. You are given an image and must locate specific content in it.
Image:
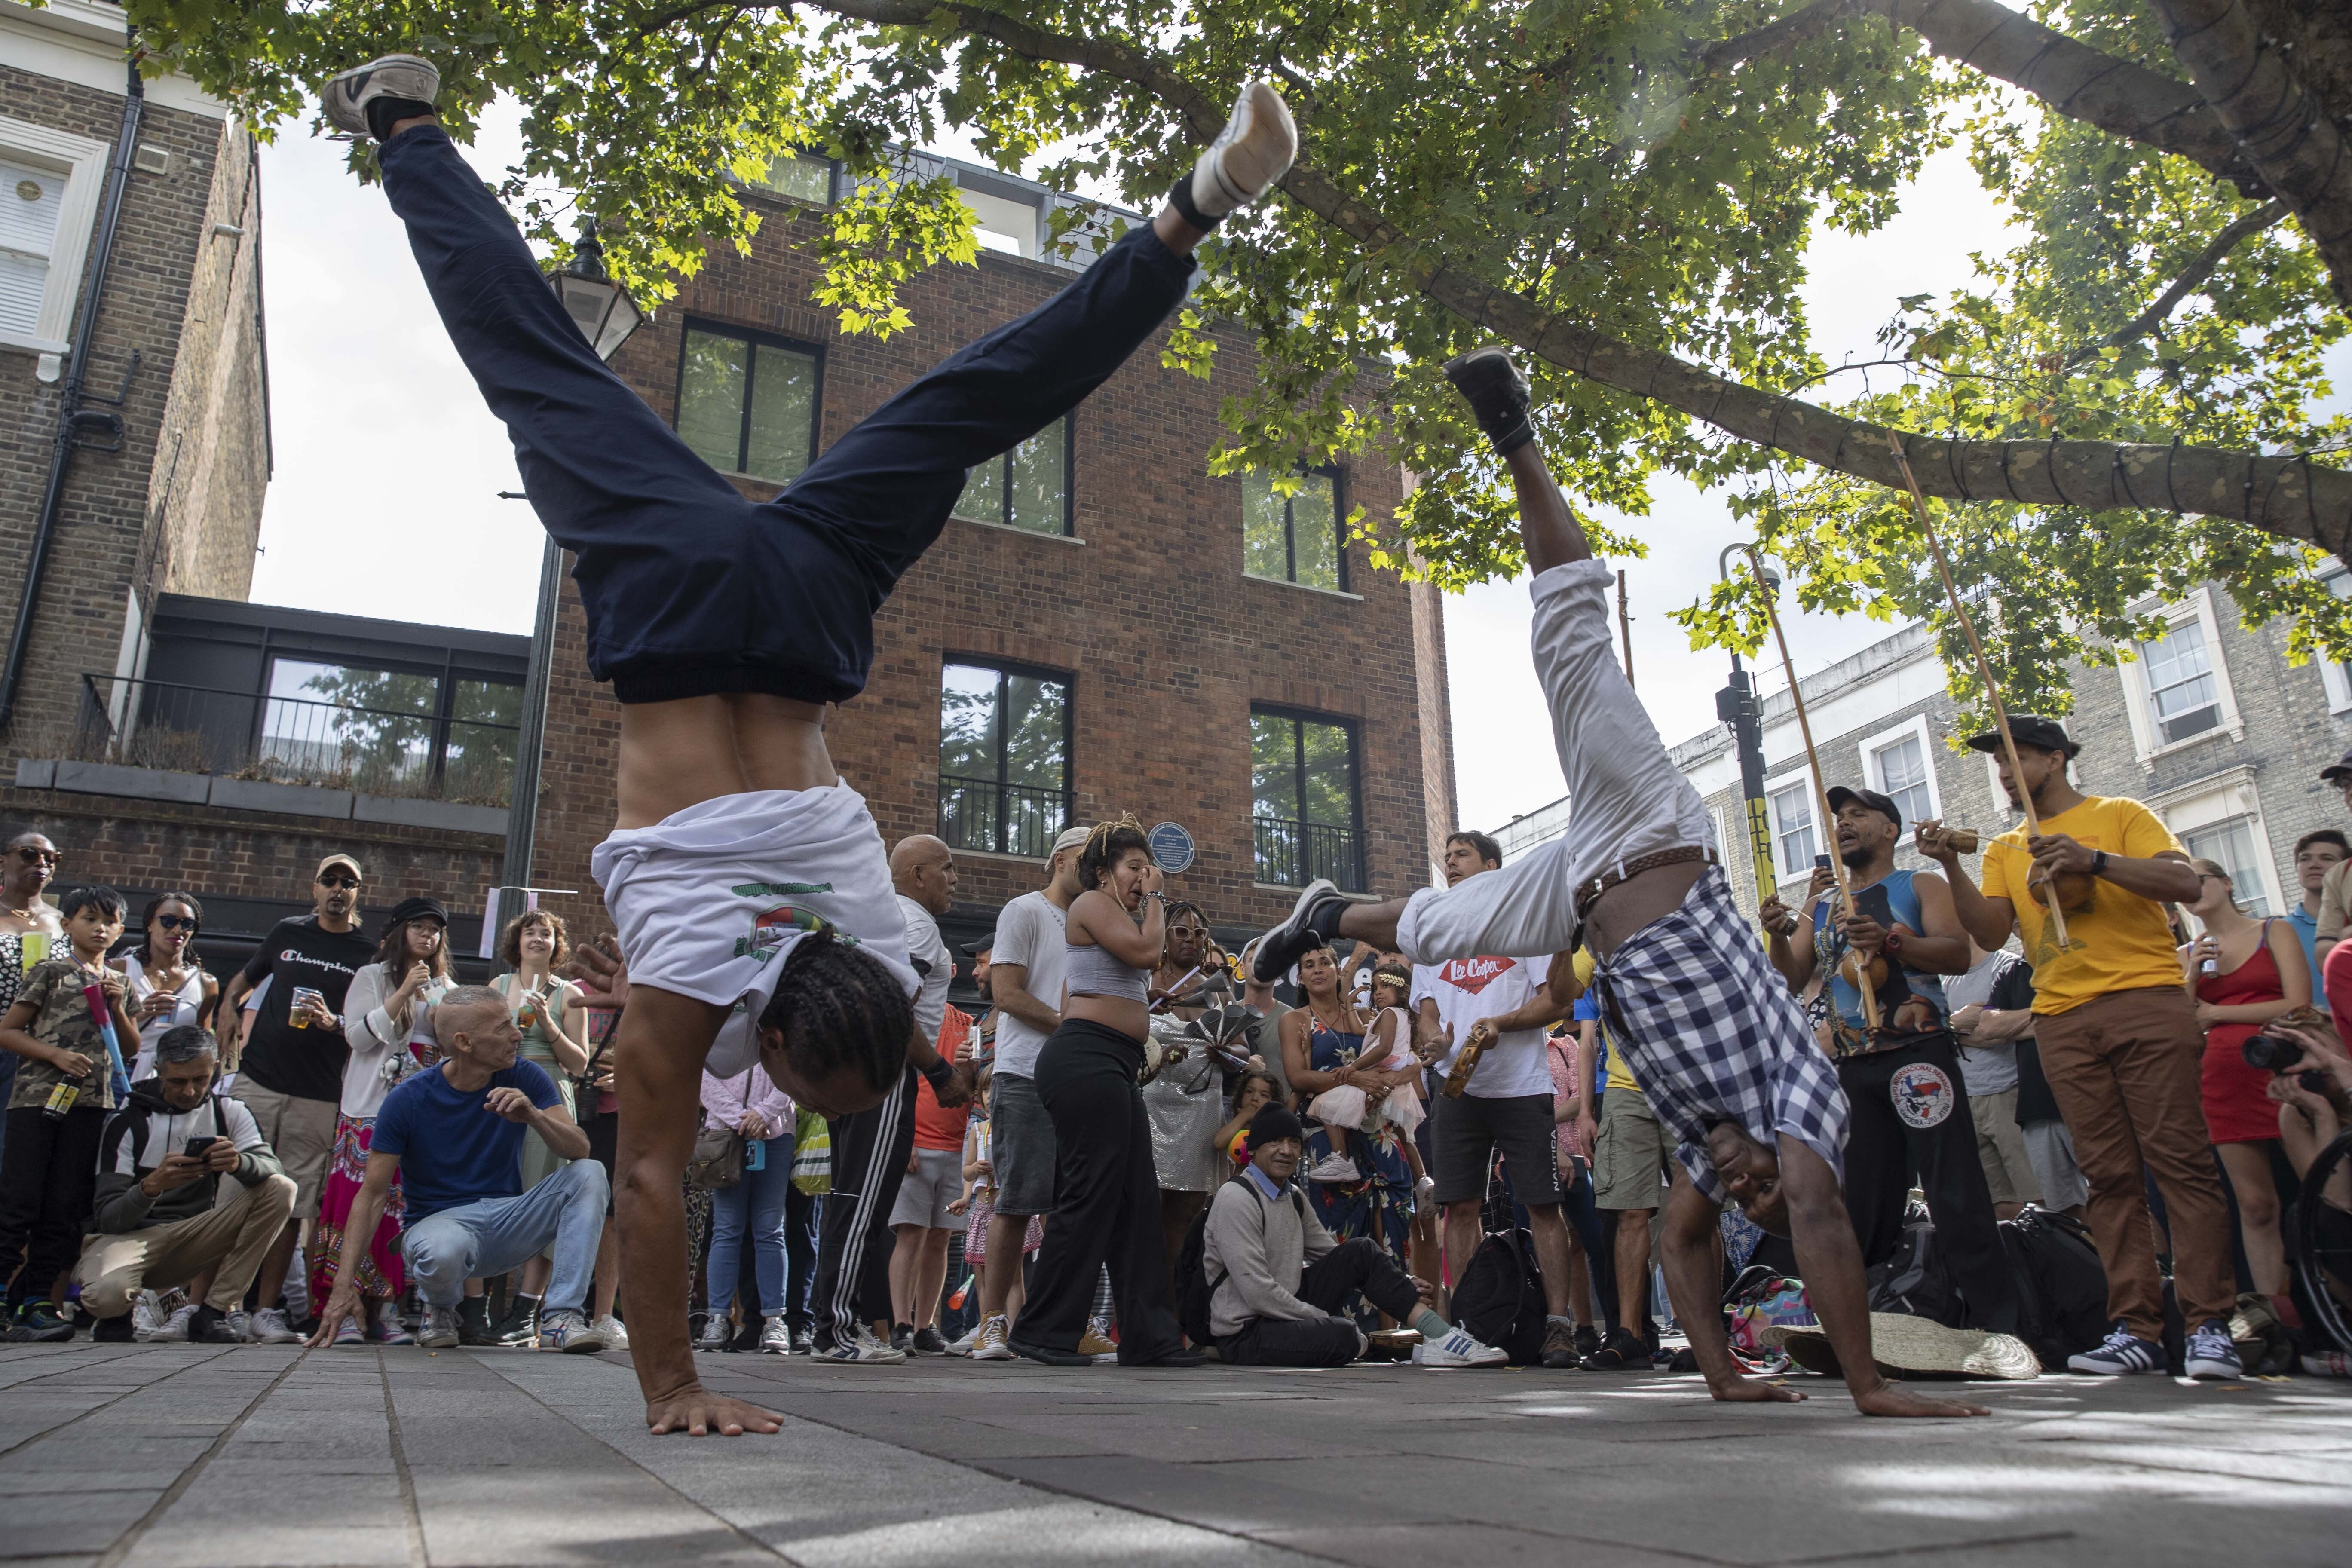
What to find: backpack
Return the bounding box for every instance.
[1452,1226,1548,1365]
[1176,1177,1308,1348]
[1998,1205,2110,1366]
[1865,1214,1966,1327]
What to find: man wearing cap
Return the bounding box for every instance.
[1763,787,2017,1334]
[1922,716,2241,1379]
[216,853,376,1343]
[969,824,1089,1360]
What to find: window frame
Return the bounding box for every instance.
[2117,588,2244,763]
[672,318,826,484]
[1249,703,1366,890]
[952,414,1075,537]
[1762,768,1819,883]
[256,653,521,799]
[746,149,839,206]
[2315,564,2352,716]
[0,115,110,360]
[1242,466,1350,594]
[935,655,1075,861]
[2149,764,2285,919]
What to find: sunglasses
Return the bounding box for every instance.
[154,914,198,933]
[318,873,361,890]
[14,847,59,866]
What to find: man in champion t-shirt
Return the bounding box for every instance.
[1407,830,1580,1367]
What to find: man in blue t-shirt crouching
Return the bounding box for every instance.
[307,984,609,1352]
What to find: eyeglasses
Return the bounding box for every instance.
[14,847,58,866]
[318,873,361,890]
[154,914,198,933]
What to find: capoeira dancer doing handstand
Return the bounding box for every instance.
[1249,351,1987,1418]
[322,54,1298,1434]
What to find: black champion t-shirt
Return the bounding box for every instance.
[236,915,375,1103]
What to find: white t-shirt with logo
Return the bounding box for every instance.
[1411,952,1555,1099]
[989,891,1068,1079]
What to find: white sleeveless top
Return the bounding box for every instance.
[124,952,205,1080]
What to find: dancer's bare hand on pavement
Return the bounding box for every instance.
[1853,1385,1989,1418]
[567,935,630,1009]
[646,1384,784,1437]
[1709,1378,1805,1405]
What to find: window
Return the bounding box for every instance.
[753,152,834,205]
[1251,709,1363,889]
[1871,735,1934,830]
[937,661,1071,858]
[2141,616,2223,746]
[1,154,64,339]
[957,177,1042,258]
[2181,816,2273,917]
[956,418,1069,535]
[2316,565,2352,715]
[1243,469,1345,593]
[257,660,521,800]
[676,325,820,482]
[1768,779,1817,877]
[0,117,108,356]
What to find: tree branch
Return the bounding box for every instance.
[797,0,2352,549]
[2065,198,2289,364]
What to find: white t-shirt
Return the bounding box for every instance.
[990,891,1068,1079]
[898,894,952,1046]
[1411,952,1556,1099]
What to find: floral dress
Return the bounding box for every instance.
[1301,1017,1412,1271]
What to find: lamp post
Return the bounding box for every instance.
[1715,543,1783,918]
[501,222,643,888]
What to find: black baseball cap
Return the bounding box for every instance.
[1825,785,1903,833]
[2322,747,2352,785]
[1964,714,2080,759]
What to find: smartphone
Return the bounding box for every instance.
[1813,853,1832,872]
[181,1135,217,1159]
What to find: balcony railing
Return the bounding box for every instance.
[1254,815,1363,891]
[75,674,519,806]
[938,775,1072,860]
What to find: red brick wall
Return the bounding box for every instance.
[527,195,1449,939]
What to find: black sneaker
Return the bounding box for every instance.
[1573,1323,1601,1360]
[92,1311,136,1343]
[910,1325,949,1356]
[189,1305,243,1344]
[1442,347,1536,456]
[1249,879,1349,983]
[790,1327,813,1355]
[1580,1325,1647,1371]
[891,1322,915,1354]
[1008,1334,1098,1367]
[7,1300,74,1343]
[457,1297,498,1348]
[491,1295,541,1348]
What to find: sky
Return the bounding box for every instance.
[249,105,2016,833]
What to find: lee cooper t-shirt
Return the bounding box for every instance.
[990,891,1068,1079]
[371,1058,563,1225]
[1411,951,1554,1099]
[236,915,373,1103]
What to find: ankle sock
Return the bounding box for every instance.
[365,97,435,141]
[1411,1308,1452,1341]
[1167,175,1221,233]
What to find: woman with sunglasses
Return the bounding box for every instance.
[0,830,64,1172]
[114,894,216,1082]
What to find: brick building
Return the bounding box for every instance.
[1499,576,2352,924]
[526,151,1458,952]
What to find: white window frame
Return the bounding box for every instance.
[1857,713,1943,827]
[2147,764,2285,918]
[2315,565,2352,716]
[1762,766,1819,886]
[0,115,110,360]
[2117,588,2244,764]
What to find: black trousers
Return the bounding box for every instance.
[1838,1033,2019,1333]
[813,1067,916,1350]
[784,1187,822,1335]
[1019,1020,1184,1362]
[0,1106,104,1308]
[1219,1237,1420,1367]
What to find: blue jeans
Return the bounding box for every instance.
[403,1161,609,1313]
[707,1134,794,1317]
[377,126,1197,704]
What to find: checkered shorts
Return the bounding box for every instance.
[1594,867,1849,1204]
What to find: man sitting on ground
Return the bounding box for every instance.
[308,986,610,1351]
[78,1025,296,1344]
[1205,1103,1505,1369]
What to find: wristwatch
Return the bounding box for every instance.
[2091,850,2109,877]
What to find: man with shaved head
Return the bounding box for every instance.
[809,836,964,1362]
[307,984,610,1351]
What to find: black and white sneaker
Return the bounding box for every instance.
[1249,878,1348,984]
[2183,1318,2244,1380]
[321,54,441,141]
[2066,1323,2163,1375]
[1443,347,1535,456]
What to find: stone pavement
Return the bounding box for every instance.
[5,1342,2348,1567]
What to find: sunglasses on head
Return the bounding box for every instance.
[318,873,361,890]
[14,846,58,866]
[155,914,198,933]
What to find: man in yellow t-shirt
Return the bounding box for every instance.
[1921,714,2239,1380]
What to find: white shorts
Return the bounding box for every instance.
[1400,558,1715,966]
[589,784,917,1075]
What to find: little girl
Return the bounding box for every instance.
[1214,1068,1280,1174]
[1305,962,1427,1177]
[953,1066,1043,1336]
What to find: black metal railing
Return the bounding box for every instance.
[74,674,520,806]
[938,775,1071,859]
[1253,815,1363,891]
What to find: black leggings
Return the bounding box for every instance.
[1019,1020,1184,1362]
[1219,1238,1418,1367]
[0,1106,104,1308]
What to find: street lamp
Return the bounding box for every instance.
[547,220,641,362]
[1715,544,1784,918]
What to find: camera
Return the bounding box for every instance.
[2242,1032,2307,1072]
[2297,1069,2331,1096]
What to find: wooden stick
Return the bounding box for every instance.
[1883,434,2071,946]
[1616,569,1636,688]
[1744,549,1880,1032]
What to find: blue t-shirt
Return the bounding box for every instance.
[1811,868,1950,1038]
[371,1059,563,1225]
[2288,906,2328,1004]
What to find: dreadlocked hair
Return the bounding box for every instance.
[1078,815,1151,891]
[756,925,914,1096]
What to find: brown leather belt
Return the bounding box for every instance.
[1574,845,1718,923]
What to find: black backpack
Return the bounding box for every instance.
[1998,1206,2110,1366]
[1453,1227,1547,1365]
[1866,1215,1966,1327]
[1176,1177,1308,1348]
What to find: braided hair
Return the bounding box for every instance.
[756,925,914,1096]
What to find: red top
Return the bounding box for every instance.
[914,1008,974,1151]
[2196,927,2287,1145]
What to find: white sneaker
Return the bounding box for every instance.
[593,1314,629,1351]
[221,1309,253,1344]
[944,1323,980,1357]
[1418,1326,1509,1369]
[1190,81,1298,218]
[320,54,442,139]
[416,1304,461,1349]
[972,1314,1014,1361]
[370,1298,415,1346]
[1307,1151,1363,1184]
[538,1308,609,1354]
[698,1314,731,1351]
[815,1327,906,1365]
[130,1291,169,1342]
[149,1303,198,1344]
[760,1314,791,1355]
[246,1307,301,1345]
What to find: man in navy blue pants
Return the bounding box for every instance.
[327,52,1298,1434]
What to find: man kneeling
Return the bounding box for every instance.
[1206,1105,1504,1369]
[309,986,609,1351]
[78,1025,296,1343]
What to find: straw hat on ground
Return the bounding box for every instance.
[1762,1313,2040,1381]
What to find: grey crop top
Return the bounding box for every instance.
[1065,938,1151,1003]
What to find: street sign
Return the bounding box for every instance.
[1148,821,1194,874]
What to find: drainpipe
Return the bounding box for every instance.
[0,51,147,734]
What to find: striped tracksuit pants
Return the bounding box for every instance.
[812,1064,917,1351]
